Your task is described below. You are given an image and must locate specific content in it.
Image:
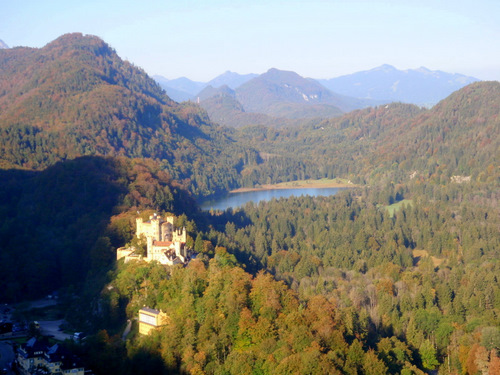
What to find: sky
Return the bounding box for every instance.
[2,0,500,82]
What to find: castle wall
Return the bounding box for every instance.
[116,247,134,261]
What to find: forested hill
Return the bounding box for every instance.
[2,34,497,196]
[0,33,255,197]
[0,156,200,300]
[236,81,500,185]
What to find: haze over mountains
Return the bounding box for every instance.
[318,64,480,105]
[155,64,479,108]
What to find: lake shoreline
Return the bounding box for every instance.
[230,179,356,193]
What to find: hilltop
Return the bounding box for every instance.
[0,33,253,197]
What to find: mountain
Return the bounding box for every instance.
[197,84,236,102]
[0,39,8,49]
[207,70,257,89]
[0,33,255,197]
[153,72,257,102]
[234,68,383,119]
[153,75,205,102]
[153,75,194,102]
[197,85,305,128]
[318,64,480,105]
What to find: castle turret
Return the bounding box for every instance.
[149,214,161,241]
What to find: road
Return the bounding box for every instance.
[27,298,58,309]
[39,320,72,341]
[122,319,132,341]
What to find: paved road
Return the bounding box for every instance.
[27,298,58,309]
[122,319,132,341]
[39,320,72,341]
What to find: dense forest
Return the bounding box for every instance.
[76,180,500,374]
[233,81,500,186]
[0,33,256,197]
[0,156,201,301]
[0,34,498,374]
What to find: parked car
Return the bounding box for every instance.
[74,332,85,341]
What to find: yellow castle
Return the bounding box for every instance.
[117,213,190,266]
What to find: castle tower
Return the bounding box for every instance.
[149,214,161,241]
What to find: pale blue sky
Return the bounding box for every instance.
[2,0,499,81]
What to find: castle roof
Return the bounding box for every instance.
[140,307,160,315]
[153,240,172,247]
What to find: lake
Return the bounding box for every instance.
[200,187,346,211]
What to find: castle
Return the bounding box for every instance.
[117,213,191,266]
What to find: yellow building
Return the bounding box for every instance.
[138,307,169,335]
[17,337,46,374]
[17,338,85,375]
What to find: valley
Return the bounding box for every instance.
[0,33,498,375]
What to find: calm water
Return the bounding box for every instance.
[200,187,346,211]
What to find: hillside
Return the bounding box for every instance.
[197,85,308,128]
[0,33,254,197]
[318,64,480,105]
[235,81,500,185]
[0,156,199,300]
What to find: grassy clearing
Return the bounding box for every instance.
[383,199,413,217]
[412,249,444,267]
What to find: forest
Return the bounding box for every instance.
[0,34,498,374]
[77,176,498,374]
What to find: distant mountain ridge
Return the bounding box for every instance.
[207,71,258,90]
[197,85,306,128]
[234,68,379,117]
[154,71,257,102]
[318,64,479,105]
[197,68,384,124]
[156,64,479,107]
[0,39,8,49]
